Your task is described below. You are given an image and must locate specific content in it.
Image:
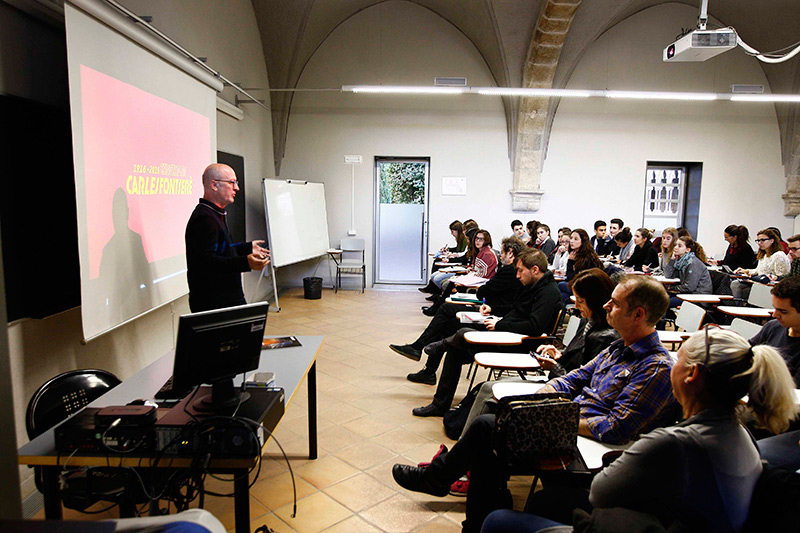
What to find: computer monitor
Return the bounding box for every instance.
[172,301,269,412]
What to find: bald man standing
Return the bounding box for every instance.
[185,163,270,312]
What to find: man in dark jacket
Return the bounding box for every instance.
[391,237,527,384]
[412,248,562,416]
[185,163,270,312]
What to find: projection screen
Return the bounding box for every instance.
[65,0,220,341]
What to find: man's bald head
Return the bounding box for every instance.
[202,163,239,208]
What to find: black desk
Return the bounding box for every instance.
[17,335,323,533]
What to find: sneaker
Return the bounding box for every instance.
[449,472,469,496]
[389,344,421,361]
[407,369,436,385]
[418,444,449,468]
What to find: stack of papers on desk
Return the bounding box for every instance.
[450,273,489,287]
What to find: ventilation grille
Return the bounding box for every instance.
[435,77,467,87]
[730,84,764,94]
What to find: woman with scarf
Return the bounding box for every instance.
[664,235,712,308]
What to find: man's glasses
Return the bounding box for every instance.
[789,247,800,252]
[702,323,722,368]
[213,179,239,186]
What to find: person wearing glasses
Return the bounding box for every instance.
[185,163,270,312]
[481,326,796,533]
[731,228,789,300]
[778,234,800,280]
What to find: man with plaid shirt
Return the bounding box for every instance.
[392,275,678,532]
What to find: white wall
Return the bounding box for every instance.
[3,0,273,502]
[538,3,790,258]
[278,1,519,287]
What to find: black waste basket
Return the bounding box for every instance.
[303,277,323,300]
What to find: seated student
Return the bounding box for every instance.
[664,236,712,307]
[422,229,497,315]
[769,226,790,254]
[445,220,468,254]
[410,249,561,417]
[606,218,624,256]
[534,224,556,260]
[710,224,757,271]
[525,220,540,247]
[623,228,660,271]
[756,279,800,470]
[389,237,526,383]
[535,268,620,373]
[560,228,603,304]
[749,277,800,386]
[551,229,571,271]
[483,327,796,533]
[511,219,529,244]
[429,220,468,275]
[458,268,620,435]
[732,228,790,299]
[656,227,678,273]
[590,220,612,256]
[779,233,800,280]
[422,223,479,295]
[612,227,635,264]
[392,275,678,532]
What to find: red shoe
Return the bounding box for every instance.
[449,472,469,496]
[417,444,448,468]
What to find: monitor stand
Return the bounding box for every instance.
[191,379,250,413]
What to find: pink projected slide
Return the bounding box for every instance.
[80,65,210,279]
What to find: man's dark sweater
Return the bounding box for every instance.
[750,319,800,386]
[492,270,563,336]
[475,264,523,310]
[185,199,252,312]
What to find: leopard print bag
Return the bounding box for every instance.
[492,392,579,470]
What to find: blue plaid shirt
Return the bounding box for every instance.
[548,331,677,444]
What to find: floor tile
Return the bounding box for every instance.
[323,472,396,512]
[360,493,436,532]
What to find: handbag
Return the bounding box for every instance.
[492,392,579,470]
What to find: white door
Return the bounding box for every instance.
[374,158,429,284]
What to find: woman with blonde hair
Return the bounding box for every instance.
[657,227,679,273]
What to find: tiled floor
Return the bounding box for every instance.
[37,287,536,532]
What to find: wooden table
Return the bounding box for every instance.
[17,336,324,533]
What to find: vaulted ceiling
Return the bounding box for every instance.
[251,0,800,193]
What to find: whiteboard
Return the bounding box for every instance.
[262,179,331,268]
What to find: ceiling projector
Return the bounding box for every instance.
[663,28,737,62]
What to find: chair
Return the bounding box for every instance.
[336,238,366,293]
[468,308,565,384]
[728,318,763,339]
[657,301,705,345]
[25,369,140,514]
[709,270,733,296]
[562,315,582,347]
[748,282,773,309]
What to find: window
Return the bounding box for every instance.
[642,162,702,236]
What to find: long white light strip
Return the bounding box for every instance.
[605,90,717,101]
[341,85,799,102]
[730,94,800,103]
[476,87,593,98]
[342,85,465,95]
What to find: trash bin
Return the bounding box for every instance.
[303,277,323,300]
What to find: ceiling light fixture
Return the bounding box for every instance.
[340,85,797,103]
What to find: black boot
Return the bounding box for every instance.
[392,463,451,497]
[418,280,439,294]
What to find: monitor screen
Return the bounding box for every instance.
[172,301,269,411]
